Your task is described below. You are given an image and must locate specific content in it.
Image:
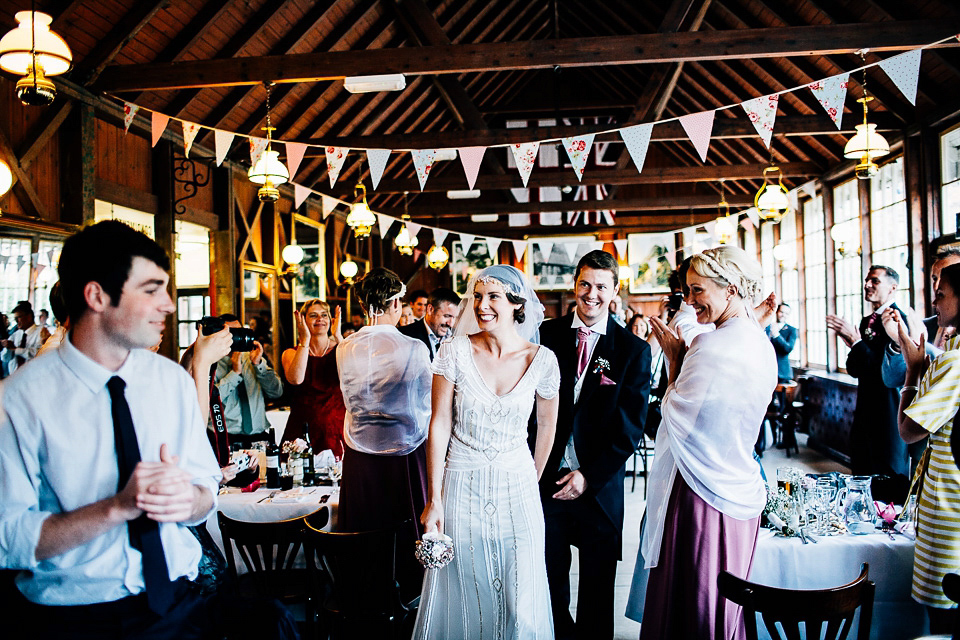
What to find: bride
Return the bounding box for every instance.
[412,265,560,640]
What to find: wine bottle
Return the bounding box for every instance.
[265,441,280,489]
[302,428,315,486]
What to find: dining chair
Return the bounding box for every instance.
[302,520,419,640]
[717,563,875,640]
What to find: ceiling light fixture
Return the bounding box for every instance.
[434,148,457,162]
[346,181,376,238]
[343,73,406,93]
[339,259,359,281]
[247,83,289,202]
[0,9,72,106]
[714,179,736,244]
[395,192,418,255]
[754,164,789,222]
[844,50,890,180]
[281,241,304,266]
[427,243,449,270]
[0,158,12,197]
[447,189,481,200]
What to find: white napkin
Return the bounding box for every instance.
[271,488,309,504]
[315,449,336,468]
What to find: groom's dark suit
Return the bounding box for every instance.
[534,313,651,640]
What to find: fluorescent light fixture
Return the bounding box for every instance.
[471,214,498,223]
[434,148,457,162]
[343,73,406,93]
[447,189,481,200]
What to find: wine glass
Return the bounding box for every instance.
[328,458,342,488]
[813,483,837,535]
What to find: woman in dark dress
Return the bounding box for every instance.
[281,299,345,455]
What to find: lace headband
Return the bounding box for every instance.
[697,253,745,298]
[369,283,407,317]
[475,265,525,298]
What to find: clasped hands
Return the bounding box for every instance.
[114,443,202,524]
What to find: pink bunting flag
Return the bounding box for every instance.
[511,239,528,261]
[123,102,138,133]
[459,233,476,252]
[562,134,595,180]
[321,195,337,220]
[406,221,422,240]
[620,123,654,174]
[432,228,449,247]
[366,149,391,190]
[294,184,311,209]
[679,110,715,162]
[151,112,169,147]
[325,146,349,188]
[741,94,780,149]
[286,142,307,178]
[879,49,922,106]
[411,149,437,190]
[458,147,485,190]
[745,208,760,229]
[249,138,269,169]
[510,142,540,187]
[613,238,628,259]
[214,130,234,166]
[377,213,395,238]
[182,121,201,158]
[485,237,502,260]
[808,73,849,129]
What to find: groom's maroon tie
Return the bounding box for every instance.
[576,328,591,378]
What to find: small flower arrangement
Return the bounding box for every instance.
[593,357,611,376]
[863,326,877,341]
[282,438,308,455]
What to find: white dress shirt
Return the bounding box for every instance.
[0,336,221,605]
[2,323,46,374]
[560,312,608,471]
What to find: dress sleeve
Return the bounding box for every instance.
[904,349,960,434]
[431,338,458,383]
[536,347,561,399]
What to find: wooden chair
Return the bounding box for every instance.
[302,520,419,640]
[631,432,656,496]
[765,381,800,457]
[717,563,875,640]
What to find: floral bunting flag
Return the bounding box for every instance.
[537,240,554,261]
[151,112,169,147]
[366,149,391,190]
[511,239,527,261]
[411,149,437,190]
[459,233,476,252]
[321,194,337,220]
[613,238,628,259]
[563,134,595,180]
[458,147,485,190]
[325,146,349,188]
[285,142,307,178]
[620,123,654,173]
[378,213,395,238]
[123,102,138,133]
[741,94,780,148]
[294,184,311,209]
[432,228,449,247]
[214,130,234,166]
[879,49,922,106]
[510,142,540,187]
[808,73,849,129]
[485,237,502,260]
[679,110,715,162]
[561,242,579,263]
[182,121,201,158]
[249,137,269,169]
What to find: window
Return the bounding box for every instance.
[941,125,960,236]
[0,238,31,316]
[175,220,210,288]
[803,195,827,367]
[869,157,910,309]
[777,209,800,364]
[34,241,63,320]
[178,293,210,360]
[833,179,862,367]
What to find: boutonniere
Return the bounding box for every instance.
[593,357,610,376]
[863,327,877,341]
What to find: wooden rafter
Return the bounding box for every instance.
[75,0,167,85]
[0,128,48,219]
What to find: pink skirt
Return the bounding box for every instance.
[639,475,760,640]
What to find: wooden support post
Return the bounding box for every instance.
[904,131,929,313]
[212,165,236,316]
[59,104,96,225]
[822,180,838,372]
[152,140,178,360]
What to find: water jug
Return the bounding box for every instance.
[841,476,877,535]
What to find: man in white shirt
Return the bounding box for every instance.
[0,221,295,638]
[1,300,48,375]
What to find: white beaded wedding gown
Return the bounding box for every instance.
[412,335,560,640]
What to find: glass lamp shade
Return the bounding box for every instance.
[755,184,789,221]
[313,262,323,277]
[843,123,890,160]
[618,265,633,283]
[0,159,12,197]
[281,243,304,265]
[830,220,860,247]
[427,244,449,270]
[346,200,376,238]
[339,260,359,280]
[247,149,289,186]
[0,12,72,76]
[394,224,418,254]
[714,215,736,243]
[772,243,789,261]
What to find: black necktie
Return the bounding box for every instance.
[237,379,254,434]
[107,376,175,614]
[15,331,25,367]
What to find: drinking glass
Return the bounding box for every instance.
[777,468,794,495]
[812,484,836,535]
[328,459,342,488]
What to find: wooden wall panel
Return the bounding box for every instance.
[95,119,151,193]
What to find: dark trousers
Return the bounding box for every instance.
[543,494,621,640]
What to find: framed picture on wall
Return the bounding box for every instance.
[450,240,498,296]
[292,245,322,304]
[525,235,597,291]
[627,232,674,294]
[243,271,261,300]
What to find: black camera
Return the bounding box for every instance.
[197,316,256,352]
[666,292,684,312]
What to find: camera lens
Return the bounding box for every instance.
[229,327,256,352]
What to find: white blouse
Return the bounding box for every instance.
[641,317,777,569]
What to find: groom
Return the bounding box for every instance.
[534,250,651,640]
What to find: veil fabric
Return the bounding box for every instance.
[452,265,545,343]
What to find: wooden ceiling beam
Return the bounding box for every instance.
[412,212,727,235]
[75,0,166,86]
[17,101,72,169]
[95,20,959,92]
[403,193,756,217]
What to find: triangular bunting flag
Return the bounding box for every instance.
[46,249,55,266]
[537,241,554,261]
[294,184,311,209]
[561,242,579,263]
[459,233,476,252]
[325,147,349,188]
[151,112,169,147]
[432,228,449,247]
[406,221,422,240]
[741,94,780,149]
[378,213,395,238]
[411,149,437,190]
[16,255,25,271]
[613,239,628,259]
[321,195,337,220]
[745,208,760,229]
[879,49,922,106]
[35,263,45,277]
[286,142,307,178]
[485,237,502,260]
[591,241,604,252]
[249,138,269,170]
[620,124,654,174]
[214,130,234,166]
[181,122,201,157]
[704,220,718,244]
[123,102,138,133]
[510,142,540,187]
[366,149,391,190]
[511,239,527,261]
[679,110,715,162]
[458,147,485,190]
[562,134,595,181]
[808,73,849,129]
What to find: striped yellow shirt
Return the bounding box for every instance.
[904,334,960,608]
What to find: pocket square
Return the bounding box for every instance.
[599,374,616,386]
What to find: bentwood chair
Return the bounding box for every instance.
[302,520,419,640]
[717,563,875,640]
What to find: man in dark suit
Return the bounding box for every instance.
[767,302,798,383]
[535,250,651,640]
[399,287,460,360]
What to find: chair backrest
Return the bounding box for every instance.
[216,511,308,592]
[782,380,800,404]
[717,563,875,640]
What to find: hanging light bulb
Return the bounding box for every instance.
[346,182,376,238]
[0,158,12,197]
[247,83,289,202]
[844,51,890,180]
[754,165,789,222]
[281,241,304,265]
[339,259,359,280]
[714,179,736,243]
[395,192,418,254]
[0,11,72,106]
[427,244,449,270]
